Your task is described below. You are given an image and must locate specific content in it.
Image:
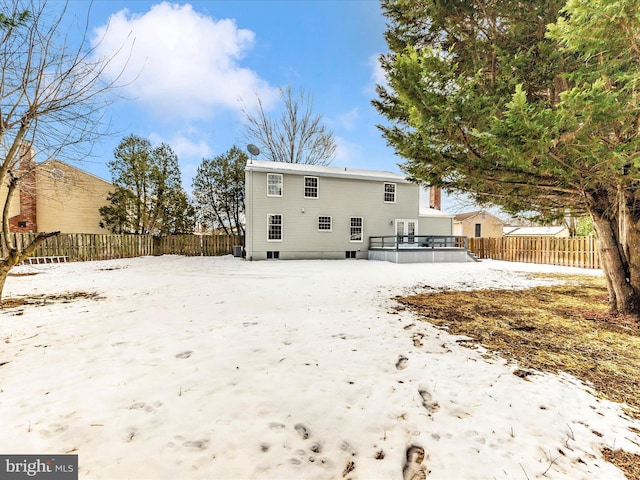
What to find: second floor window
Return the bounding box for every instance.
[267,173,283,197]
[304,176,319,198]
[384,183,396,203]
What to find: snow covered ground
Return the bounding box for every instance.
[1,255,639,480]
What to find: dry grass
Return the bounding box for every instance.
[0,291,103,310]
[603,448,640,480]
[397,274,640,480]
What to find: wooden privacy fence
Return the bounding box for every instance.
[468,236,600,269]
[8,233,244,262]
[153,234,244,257]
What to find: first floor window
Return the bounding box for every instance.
[268,214,282,241]
[384,183,396,203]
[350,217,363,242]
[318,215,332,231]
[267,173,283,197]
[475,223,482,238]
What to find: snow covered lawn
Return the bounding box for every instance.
[1,255,638,479]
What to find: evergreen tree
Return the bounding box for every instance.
[100,135,194,234]
[192,146,246,235]
[374,0,640,317]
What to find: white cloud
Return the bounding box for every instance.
[332,136,361,165]
[326,107,360,131]
[363,53,388,95]
[148,131,212,161]
[91,2,278,121]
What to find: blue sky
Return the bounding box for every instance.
[55,0,480,213]
[60,1,399,185]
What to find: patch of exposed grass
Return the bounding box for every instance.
[603,448,640,480]
[397,274,640,480]
[1,291,103,310]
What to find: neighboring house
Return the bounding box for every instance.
[503,225,570,238]
[2,144,113,234]
[244,160,468,262]
[453,210,506,238]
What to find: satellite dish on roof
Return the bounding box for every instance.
[247,144,260,158]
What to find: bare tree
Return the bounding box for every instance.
[0,0,126,297]
[243,85,336,165]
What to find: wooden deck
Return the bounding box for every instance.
[368,235,468,250]
[368,235,475,263]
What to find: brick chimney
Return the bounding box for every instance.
[9,142,37,233]
[429,186,441,210]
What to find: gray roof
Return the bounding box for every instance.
[245,159,410,183]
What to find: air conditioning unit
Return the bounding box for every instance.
[233,245,243,258]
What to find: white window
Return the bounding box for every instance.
[384,183,396,203]
[267,173,283,197]
[318,216,332,231]
[304,176,319,198]
[350,217,363,242]
[396,219,418,245]
[267,214,282,241]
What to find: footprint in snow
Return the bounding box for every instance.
[403,445,428,480]
[294,423,311,440]
[396,354,409,370]
[418,388,440,414]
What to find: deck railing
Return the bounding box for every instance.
[369,235,468,250]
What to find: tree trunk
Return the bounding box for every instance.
[0,231,60,301]
[588,205,638,316]
[622,207,640,314]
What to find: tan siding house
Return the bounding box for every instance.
[3,146,113,234]
[245,160,455,260]
[35,160,113,234]
[453,210,506,238]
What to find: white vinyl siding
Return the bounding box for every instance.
[244,162,430,260]
[304,176,319,198]
[350,217,363,242]
[318,215,332,231]
[267,173,283,197]
[384,182,396,203]
[267,214,282,241]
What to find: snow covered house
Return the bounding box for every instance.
[244,160,474,262]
